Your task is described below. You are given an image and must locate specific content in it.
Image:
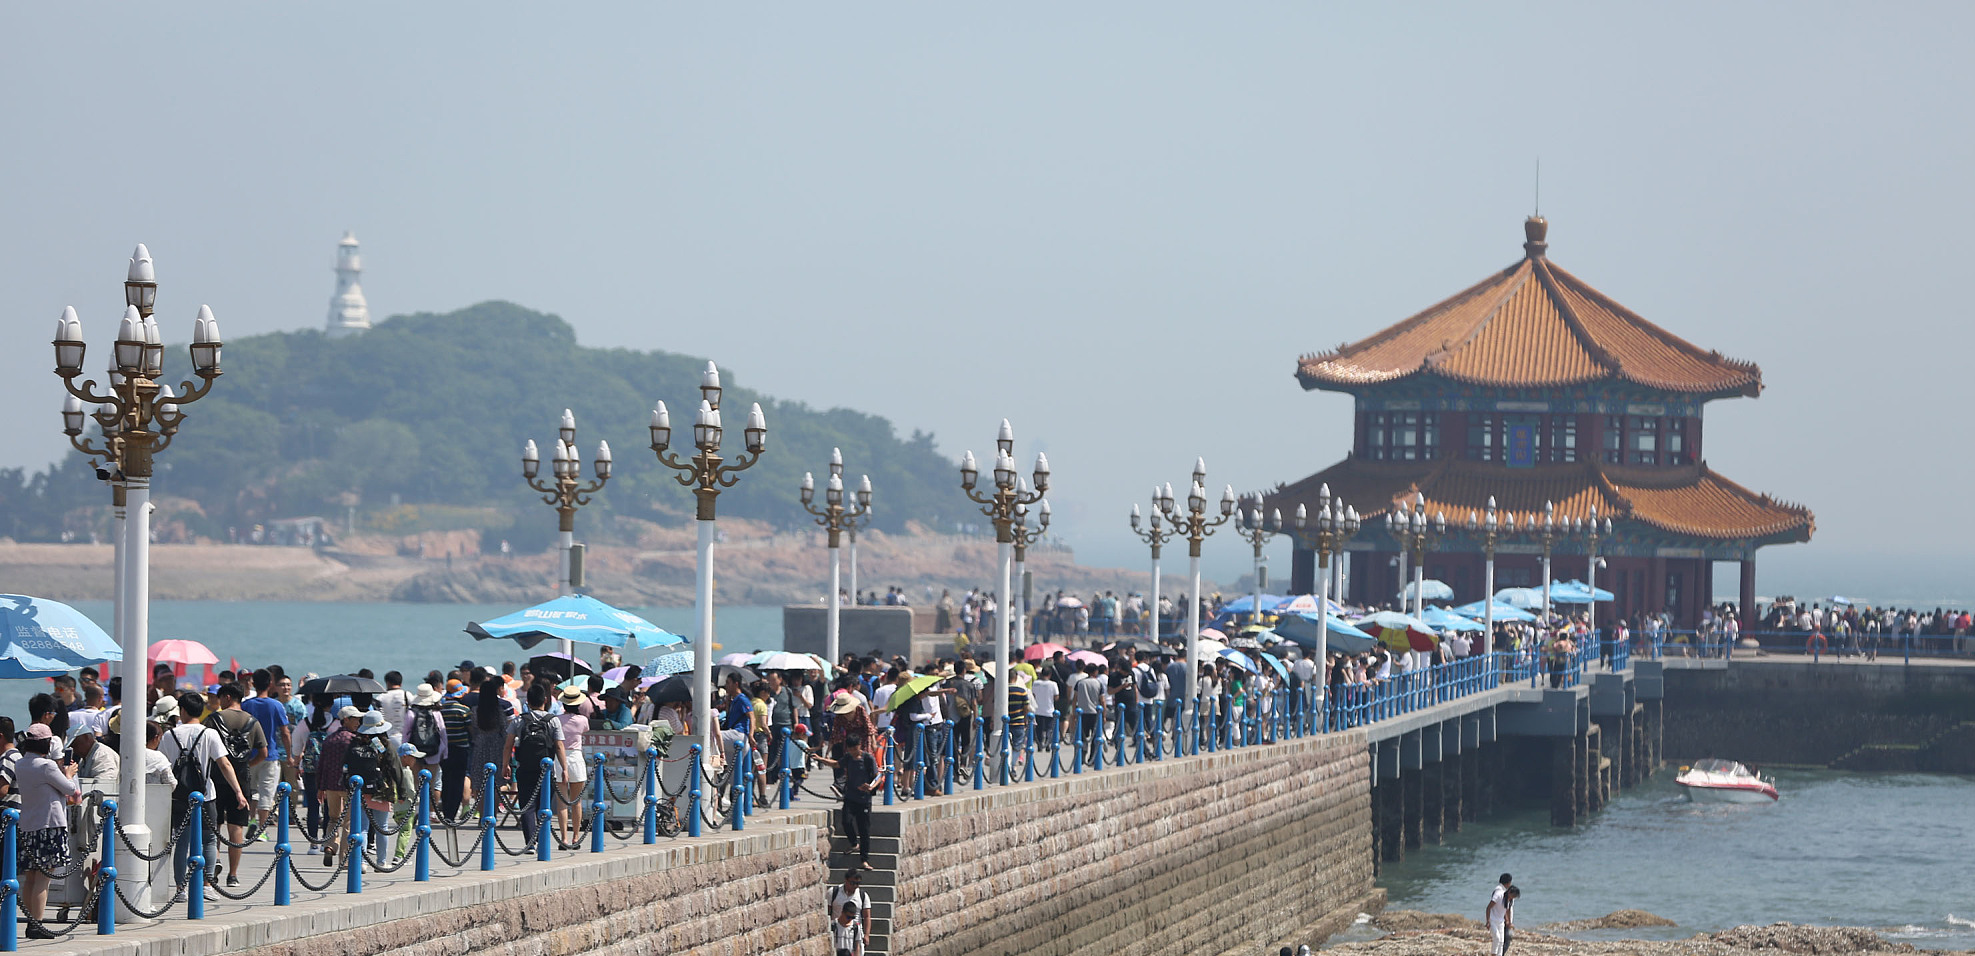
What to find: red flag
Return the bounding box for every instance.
[201,664,216,688]
[229,657,241,676]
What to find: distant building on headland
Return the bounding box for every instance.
[325,231,371,338]
[1263,217,1812,630]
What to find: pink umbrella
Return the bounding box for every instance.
[148,639,217,666]
[1023,642,1070,662]
[1067,649,1108,666]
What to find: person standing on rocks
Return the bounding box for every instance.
[1485,875,1517,956]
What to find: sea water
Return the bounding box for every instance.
[1364,769,1975,949]
[2,599,788,717]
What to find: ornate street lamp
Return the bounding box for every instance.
[649,362,767,751]
[1583,506,1614,640]
[1290,484,1360,682]
[1155,459,1235,732]
[1129,493,1175,640]
[1009,480,1049,650]
[958,419,1048,749]
[52,243,225,907]
[522,409,611,655]
[1464,497,1513,640]
[799,448,871,664]
[1388,493,1446,619]
[1235,501,1289,628]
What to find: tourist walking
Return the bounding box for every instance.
[12,724,77,939]
[829,868,873,943]
[162,692,248,887]
[830,900,866,956]
[209,684,268,884]
[813,735,878,869]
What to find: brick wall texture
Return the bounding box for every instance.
[887,730,1374,956]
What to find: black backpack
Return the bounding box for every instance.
[408,706,444,757]
[171,727,212,811]
[514,712,557,767]
[213,711,256,765]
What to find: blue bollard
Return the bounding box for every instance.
[779,731,794,810]
[481,765,498,871]
[1072,714,1085,773]
[943,720,956,795]
[741,744,755,817]
[346,781,365,895]
[97,800,116,934]
[971,717,985,790]
[1114,702,1127,765]
[996,718,1011,786]
[189,793,208,917]
[1137,702,1147,763]
[1023,718,1035,782]
[591,754,607,854]
[914,725,927,800]
[734,742,746,833]
[535,759,553,862]
[415,770,432,881]
[1049,714,1062,778]
[4,808,19,951]
[275,784,293,905]
[646,747,663,844]
[883,728,897,805]
[686,745,701,839]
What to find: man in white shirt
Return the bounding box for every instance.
[1484,874,1514,955]
[871,671,902,732]
[1029,674,1059,748]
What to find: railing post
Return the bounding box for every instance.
[343,782,362,896]
[590,754,607,854]
[1093,707,1106,770]
[1114,701,1127,765]
[643,748,660,844]
[97,800,117,934]
[275,783,293,904]
[996,717,1010,786]
[972,716,986,791]
[778,729,794,809]
[480,764,497,870]
[1049,711,1063,777]
[914,724,928,800]
[685,745,701,840]
[732,744,747,832]
[1136,701,1147,764]
[189,792,209,916]
[1023,716,1036,782]
[415,769,433,881]
[1072,712,1085,773]
[3,808,18,952]
[943,720,956,795]
[884,728,898,804]
[535,758,553,862]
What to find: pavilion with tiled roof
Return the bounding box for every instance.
[1264,217,1811,628]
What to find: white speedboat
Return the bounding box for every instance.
[1676,758,1779,803]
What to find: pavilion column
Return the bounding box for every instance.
[1650,556,1667,616]
[1739,557,1757,632]
[1290,545,1315,595]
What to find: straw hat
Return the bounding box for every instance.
[559,686,585,705]
[829,692,861,715]
[411,683,443,707]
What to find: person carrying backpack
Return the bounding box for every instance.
[209,684,267,885]
[437,681,473,820]
[160,692,248,889]
[503,683,566,846]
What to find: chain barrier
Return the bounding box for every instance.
[285,802,353,893]
[114,804,192,863]
[112,879,187,921]
[426,826,487,868]
[206,852,281,900]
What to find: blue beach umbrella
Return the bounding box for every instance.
[1448,600,1536,623]
[1272,613,1379,654]
[1550,580,1614,604]
[647,650,695,677]
[1493,587,1548,610]
[1421,607,1486,633]
[1218,593,1289,614]
[0,594,122,679]
[1214,647,1258,674]
[467,595,685,650]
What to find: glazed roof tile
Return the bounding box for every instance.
[1264,458,1811,542]
[1296,219,1762,397]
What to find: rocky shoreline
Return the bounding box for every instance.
[1339,913,1959,955]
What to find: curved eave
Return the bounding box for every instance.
[1296,365,1762,400]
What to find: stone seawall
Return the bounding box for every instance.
[1663,662,1975,767]
[885,731,1376,956]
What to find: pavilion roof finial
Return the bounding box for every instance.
[1523,215,1549,259]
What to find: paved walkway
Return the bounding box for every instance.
[20,805,831,956]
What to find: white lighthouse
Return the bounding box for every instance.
[325,231,371,338]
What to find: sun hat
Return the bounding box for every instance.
[398,742,426,759]
[336,705,363,721]
[411,683,443,707]
[22,724,51,741]
[445,679,465,697]
[151,697,179,721]
[559,687,585,705]
[829,693,861,715]
[357,711,390,735]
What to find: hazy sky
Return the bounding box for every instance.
[4,4,1972,601]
